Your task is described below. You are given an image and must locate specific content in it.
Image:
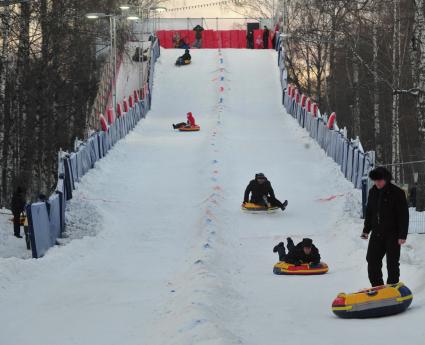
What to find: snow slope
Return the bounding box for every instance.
[1,49,425,345]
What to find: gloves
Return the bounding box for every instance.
[273,242,284,253]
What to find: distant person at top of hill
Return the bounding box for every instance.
[243,173,288,211]
[176,49,191,66]
[11,186,26,238]
[263,26,270,49]
[193,25,204,48]
[173,112,197,129]
[273,238,321,264]
[247,30,254,49]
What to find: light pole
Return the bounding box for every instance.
[86,13,118,114]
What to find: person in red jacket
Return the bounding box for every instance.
[187,112,196,126]
[173,112,197,129]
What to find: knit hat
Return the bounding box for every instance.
[369,167,392,181]
[255,173,266,180]
[302,238,313,248]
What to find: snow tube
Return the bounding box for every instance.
[178,125,200,132]
[301,94,307,108]
[241,202,279,212]
[273,262,329,275]
[99,114,108,131]
[327,112,336,129]
[175,59,191,66]
[332,282,413,319]
[9,215,26,226]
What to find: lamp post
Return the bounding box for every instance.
[86,12,118,114]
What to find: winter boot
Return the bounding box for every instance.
[172,124,177,129]
[273,242,286,261]
[286,237,295,251]
[281,200,288,211]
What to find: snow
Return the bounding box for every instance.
[1,49,425,345]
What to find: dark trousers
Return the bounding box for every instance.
[274,238,295,262]
[13,213,21,236]
[366,234,401,287]
[263,39,269,49]
[174,122,187,129]
[252,196,284,208]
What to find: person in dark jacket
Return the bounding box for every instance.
[193,25,204,48]
[361,167,409,287]
[243,173,288,211]
[263,26,270,49]
[176,49,191,66]
[273,238,321,264]
[11,186,26,238]
[180,49,191,62]
[247,30,254,49]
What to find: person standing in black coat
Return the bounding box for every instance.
[273,238,321,264]
[361,167,409,287]
[243,173,288,211]
[247,30,254,49]
[11,186,26,238]
[263,26,270,49]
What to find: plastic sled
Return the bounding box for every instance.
[332,282,413,319]
[9,215,26,226]
[241,202,279,213]
[178,125,200,132]
[175,59,191,66]
[273,261,329,275]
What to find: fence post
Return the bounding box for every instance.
[361,176,369,219]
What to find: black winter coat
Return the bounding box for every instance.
[364,183,409,239]
[11,192,26,215]
[181,52,191,61]
[244,179,276,203]
[263,30,269,42]
[286,243,321,264]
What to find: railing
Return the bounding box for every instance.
[276,36,375,192]
[25,38,160,258]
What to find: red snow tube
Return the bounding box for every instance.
[295,90,300,103]
[306,98,312,112]
[327,112,336,129]
[287,85,292,98]
[301,94,307,108]
[129,95,134,108]
[134,90,139,102]
[123,98,129,113]
[107,108,114,124]
[117,103,123,118]
[313,103,319,117]
[179,125,200,132]
[99,114,108,131]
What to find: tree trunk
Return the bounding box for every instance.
[391,0,401,181]
[372,13,382,160]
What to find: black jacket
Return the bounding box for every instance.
[11,192,26,215]
[263,29,269,41]
[244,179,276,203]
[193,25,204,39]
[181,52,191,61]
[286,243,321,264]
[364,183,409,239]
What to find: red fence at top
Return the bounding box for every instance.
[156,30,273,49]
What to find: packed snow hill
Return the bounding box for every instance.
[1,49,425,345]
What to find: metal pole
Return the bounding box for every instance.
[112,16,117,113]
[109,16,116,113]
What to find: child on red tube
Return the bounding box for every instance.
[173,112,197,129]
